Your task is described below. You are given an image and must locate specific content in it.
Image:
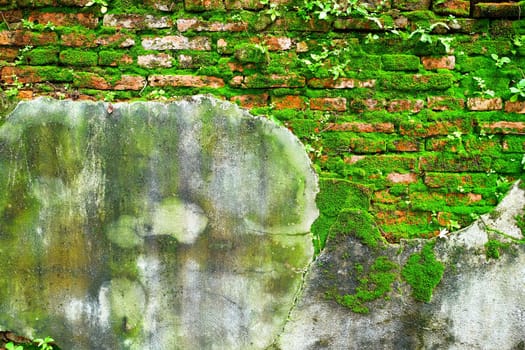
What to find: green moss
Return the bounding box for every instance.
[59,49,98,67]
[329,209,383,248]
[382,54,420,71]
[401,241,445,302]
[380,72,456,91]
[330,256,398,314]
[484,239,505,259]
[234,43,268,64]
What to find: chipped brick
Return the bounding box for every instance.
[427,96,465,111]
[387,172,418,184]
[138,53,173,68]
[230,93,269,108]
[467,97,503,111]
[480,121,525,135]
[308,78,376,89]
[148,75,225,88]
[421,56,456,70]
[325,122,395,133]
[177,19,248,32]
[504,101,525,114]
[114,76,146,90]
[142,36,211,51]
[387,99,424,113]
[28,12,98,28]
[310,97,347,111]
[272,95,307,110]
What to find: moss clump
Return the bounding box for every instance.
[382,54,420,71]
[59,49,98,67]
[484,239,510,259]
[329,209,383,248]
[401,241,444,302]
[234,43,268,64]
[330,256,398,314]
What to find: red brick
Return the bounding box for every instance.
[234,74,305,88]
[1,10,23,23]
[230,93,269,109]
[73,73,111,90]
[0,30,56,46]
[387,99,424,113]
[308,77,376,89]
[61,32,97,47]
[95,34,136,48]
[375,210,429,226]
[142,35,211,51]
[114,76,146,91]
[467,97,503,111]
[433,0,470,16]
[177,18,248,32]
[473,2,525,18]
[310,97,347,111]
[480,121,525,135]
[504,101,525,114]
[325,122,395,133]
[400,119,471,137]
[28,12,98,29]
[148,75,225,88]
[425,138,460,152]
[1,66,41,84]
[373,190,400,204]
[389,139,421,152]
[421,56,455,70]
[272,95,306,110]
[387,172,418,184]
[350,98,385,112]
[263,36,292,51]
[0,48,19,61]
[17,90,33,99]
[392,0,431,11]
[427,96,465,111]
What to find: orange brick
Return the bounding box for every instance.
[28,12,98,29]
[310,97,346,111]
[421,56,456,70]
[230,93,269,109]
[148,75,224,88]
[272,95,306,110]
[325,122,395,133]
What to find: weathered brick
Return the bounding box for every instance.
[504,101,525,114]
[0,30,57,46]
[473,2,525,19]
[388,139,422,152]
[114,76,146,91]
[387,172,418,184]
[421,56,455,70]
[373,190,401,204]
[0,48,18,61]
[333,17,386,31]
[17,90,33,99]
[381,54,420,71]
[310,97,347,111]
[28,12,98,28]
[480,121,525,135]
[375,210,429,226]
[73,72,111,90]
[432,0,470,17]
[1,66,41,83]
[427,96,465,111]
[424,172,496,189]
[272,95,307,110]
[144,0,175,11]
[59,49,98,66]
[325,122,395,133]
[94,34,135,48]
[464,137,502,154]
[467,97,503,111]
[263,36,292,51]
[177,19,248,32]
[233,74,305,88]
[138,54,173,68]
[102,14,173,29]
[387,99,424,113]
[419,154,491,172]
[184,0,224,11]
[61,32,97,47]
[381,73,455,91]
[400,119,471,137]
[1,10,23,23]
[230,93,269,108]
[502,136,525,153]
[142,36,211,51]
[308,78,376,89]
[350,99,385,112]
[350,137,386,153]
[148,75,225,88]
[98,51,133,66]
[224,0,264,10]
[392,0,431,10]
[425,137,461,152]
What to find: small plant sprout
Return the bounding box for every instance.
[510,79,525,102]
[34,336,54,350]
[85,0,108,13]
[473,76,495,98]
[5,342,23,350]
[491,54,511,68]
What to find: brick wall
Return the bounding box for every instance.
[1,0,524,249]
